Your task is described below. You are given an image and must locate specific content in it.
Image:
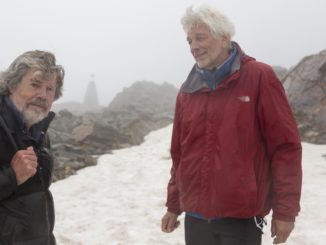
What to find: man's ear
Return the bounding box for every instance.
[8,86,16,95]
[221,34,230,48]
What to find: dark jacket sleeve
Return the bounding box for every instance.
[0,166,18,201]
[0,119,18,201]
[166,92,183,215]
[257,65,302,222]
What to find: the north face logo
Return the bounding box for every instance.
[238,96,250,102]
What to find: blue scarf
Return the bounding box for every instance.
[196,45,238,90]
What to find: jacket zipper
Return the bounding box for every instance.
[38,160,51,244]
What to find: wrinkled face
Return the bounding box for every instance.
[9,69,56,128]
[187,23,229,70]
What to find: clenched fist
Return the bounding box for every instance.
[11,146,38,185]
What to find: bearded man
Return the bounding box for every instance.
[0,50,64,245]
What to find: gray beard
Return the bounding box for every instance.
[22,108,48,127]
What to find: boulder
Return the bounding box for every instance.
[283,50,326,143]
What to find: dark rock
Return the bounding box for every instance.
[49,81,178,181]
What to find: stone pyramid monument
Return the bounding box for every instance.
[83,74,100,110]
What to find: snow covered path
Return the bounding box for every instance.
[51,125,326,245]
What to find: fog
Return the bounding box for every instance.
[1,0,325,105]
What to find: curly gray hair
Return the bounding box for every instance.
[181,5,235,39]
[0,50,65,100]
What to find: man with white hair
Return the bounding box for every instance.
[161,5,302,245]
[0,50,64,245]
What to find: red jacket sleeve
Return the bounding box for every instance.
[257,65,302,222]
[166,92,182,215]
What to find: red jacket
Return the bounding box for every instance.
[166,44,302,222]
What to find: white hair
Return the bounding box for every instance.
[181,4,235,39]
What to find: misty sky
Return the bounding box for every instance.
[1,0,325,106]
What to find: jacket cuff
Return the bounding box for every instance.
[272,212,296,222]
[0,166,18,201]
[167,207,182,216]
[8,166,18,189]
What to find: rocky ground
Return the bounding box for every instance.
[49,81,178,181]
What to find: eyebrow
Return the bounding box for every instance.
[30,78,42,83]
[187,33,208,41]
[194,33,208,37]
[188,33,207,38]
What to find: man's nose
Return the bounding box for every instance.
[190,40,199,50]
[37,86,48,99]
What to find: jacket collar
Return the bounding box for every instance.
[181,41,254,93]
[0,95,55,142]
[195,45,238,90]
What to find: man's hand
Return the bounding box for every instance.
[11,146,38,185]
[271,218,295,244]
[161,211,180,233]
